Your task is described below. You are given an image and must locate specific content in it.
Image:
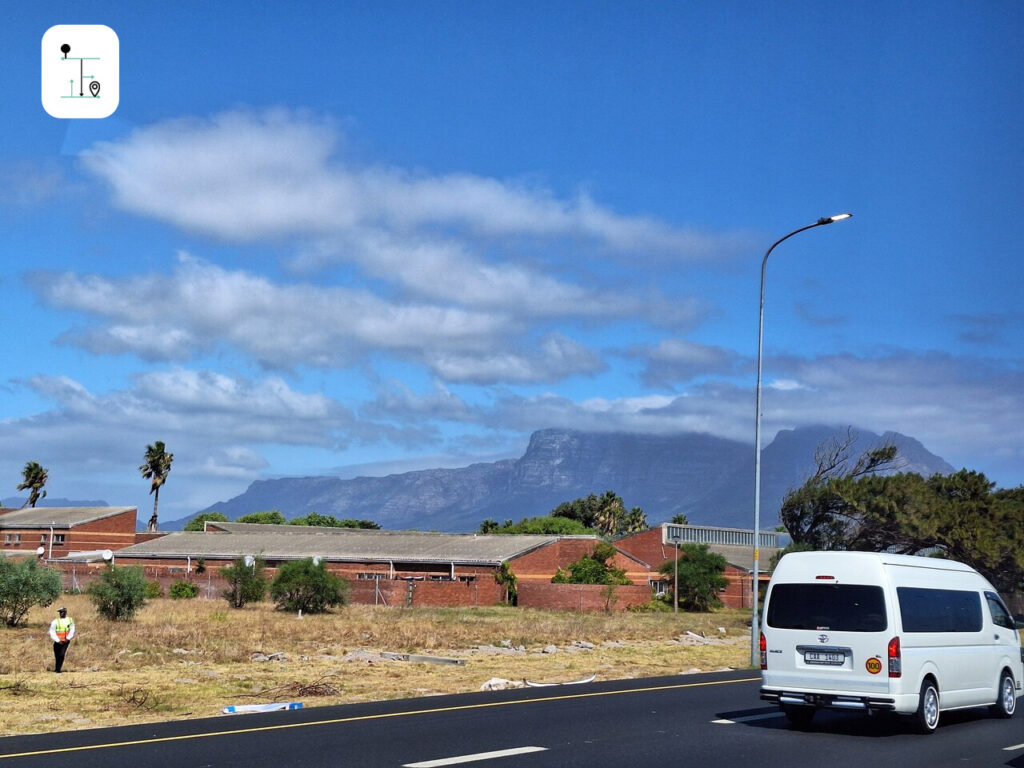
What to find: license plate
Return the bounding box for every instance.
[804,650,845,665]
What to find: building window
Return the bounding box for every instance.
[356,573,385,580]
[650,579,667,596]
[430,575,453,582]
[458,576,476,583]
[52,534,65,545]
[40,534,47,543]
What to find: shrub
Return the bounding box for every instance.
[144,580,163,599]
[88,565,147,621]
[551,542,630,585]
[0,558,62,627]
[169,580,199,600]
[220,556,268,609]
[270,558,347,614]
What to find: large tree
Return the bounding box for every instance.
[779,435,1024,596]
[17,461,49,508]
[780,430,899,550]
[139,441,174,532]
[659,543,728,612]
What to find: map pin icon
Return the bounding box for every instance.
[89,80,101,98]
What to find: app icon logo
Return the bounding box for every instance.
[42,25,119,119]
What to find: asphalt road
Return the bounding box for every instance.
[1,670,1021,767]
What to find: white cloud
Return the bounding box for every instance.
[637,337,746,386]
[429,334,606,384]
[80,109,742,259]
[33,254,519,369]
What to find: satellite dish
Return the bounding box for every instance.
[311,556,321,566]
[101,550,113,561]
[244,555,255,568]
[35,546,45,556]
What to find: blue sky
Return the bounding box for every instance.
[2,1,1022,524]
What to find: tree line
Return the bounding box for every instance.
[778,431,1024,597]
[478,490,651,536]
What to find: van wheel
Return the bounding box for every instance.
[782,704,815,729]
[990,671,1017,719]
[915,680,940,734]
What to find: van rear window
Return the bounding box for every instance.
[766,584,887,632]
[896,587,982,633]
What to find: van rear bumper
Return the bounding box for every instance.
[761,687,896,712]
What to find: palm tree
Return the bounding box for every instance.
[595,493,624,537]
[17,461,49,508]
[623,506,648,533]
[139,441,173,532]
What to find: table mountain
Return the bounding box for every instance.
[175,426,953,532]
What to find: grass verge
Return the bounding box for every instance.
[0,595,752,736]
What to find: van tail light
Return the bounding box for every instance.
[759,632,767,670]
[887,636,902,678]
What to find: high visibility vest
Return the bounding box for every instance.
[54,617,73,642]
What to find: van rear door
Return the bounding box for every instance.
[764,581,892,697]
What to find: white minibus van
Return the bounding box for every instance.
[760,551,1023,732]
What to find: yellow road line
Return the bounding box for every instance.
[0,676,760,760]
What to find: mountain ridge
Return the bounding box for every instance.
[173,426,954,532]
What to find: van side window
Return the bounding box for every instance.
[896,587,982,632]
[765,584,887,631]
[985,592,1014,630]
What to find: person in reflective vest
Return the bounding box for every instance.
[48,606,75,673]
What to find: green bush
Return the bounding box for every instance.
[88,565,147,621]
[220,556,268,608]
[169,580,199,599]
[551,542,630,585]
[270,558,347,614]
[144,580,163,599]
[0,558,62,627]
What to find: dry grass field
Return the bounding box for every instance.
[0,594,753,736]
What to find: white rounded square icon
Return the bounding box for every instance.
[42,25,119,119]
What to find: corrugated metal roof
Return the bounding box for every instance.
[114,529,570,565]
[0,507,136,529]
[713,544,781,573]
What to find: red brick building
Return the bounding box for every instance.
[0,506,138,559]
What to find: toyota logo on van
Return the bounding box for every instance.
[818,634,830,644]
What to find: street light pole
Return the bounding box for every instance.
[751,213,851,667]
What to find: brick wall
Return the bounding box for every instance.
[510,538,649,585]
[517,582,652,612]
[348,578,505,608]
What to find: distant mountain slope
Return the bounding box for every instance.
[174,426,954,532]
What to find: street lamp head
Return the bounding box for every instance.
[818,213,853,225]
